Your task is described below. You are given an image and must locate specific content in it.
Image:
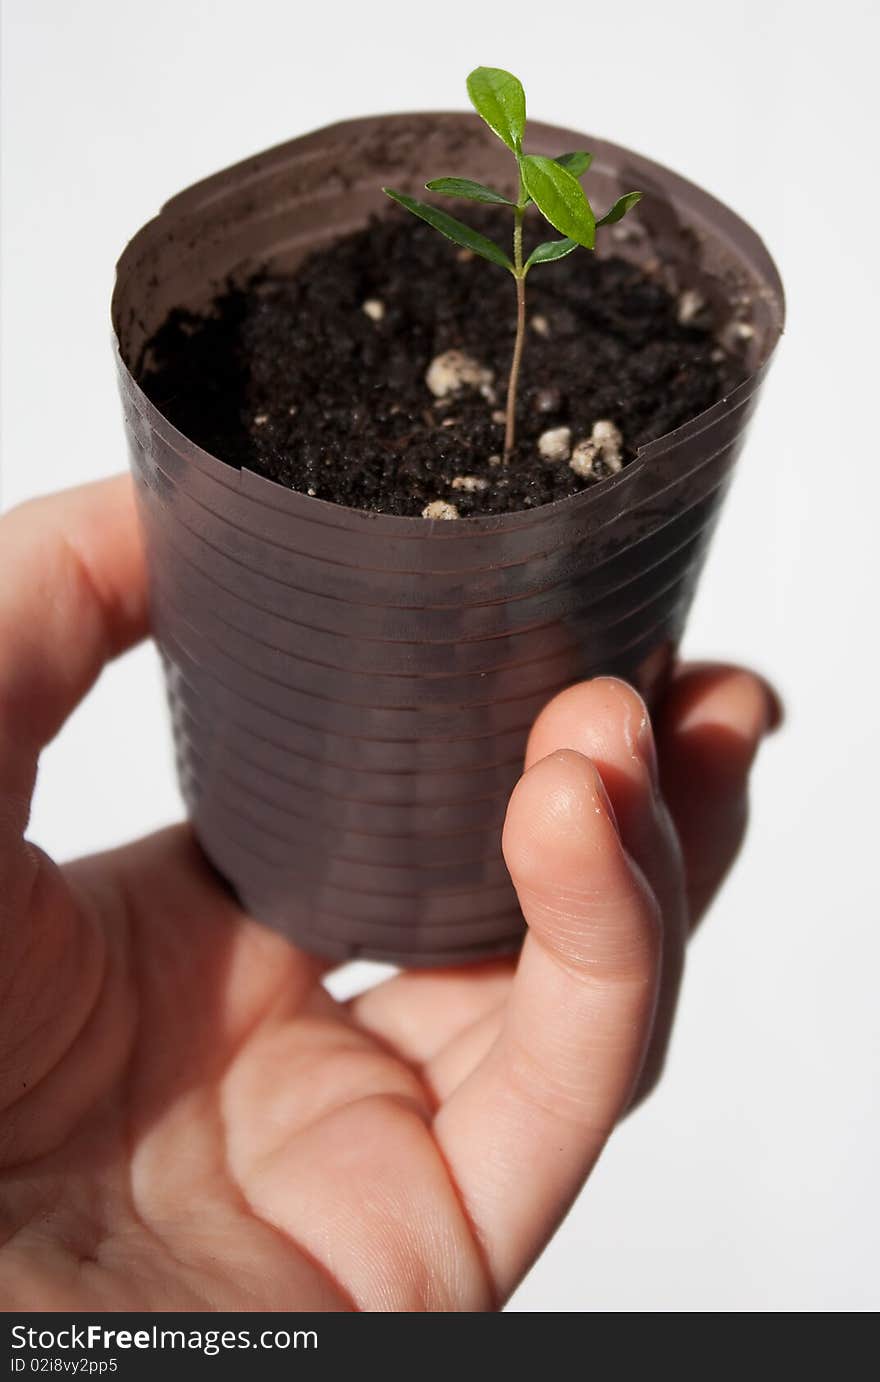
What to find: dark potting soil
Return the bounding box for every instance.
[140,207,743,517]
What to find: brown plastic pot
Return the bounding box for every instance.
[112,112,784,966]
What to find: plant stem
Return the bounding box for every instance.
[504,205,526,460]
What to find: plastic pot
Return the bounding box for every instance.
[112,113,784,966]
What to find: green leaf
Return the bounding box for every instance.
[520,155,596,249]
[596,191,642,226]
[523,153,593,207]
[382,188,513,270]
[425,177,514,206]
[525,237,579,270]
[553,151,593,178]
[466,67,526,152]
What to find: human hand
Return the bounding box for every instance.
[0,478,776,1311]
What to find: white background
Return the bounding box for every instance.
[2,0,878,1313]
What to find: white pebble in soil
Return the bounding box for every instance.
[425,350,495,399]
[602,452,624,475]
[422,500,460,520]
[723,319,755,348]
[537,426,572,462]
[677,289,706,326]
[591,418,622,450]
[362,298,385,322]
[569,439,600,478]
[451,475,490,493]
[569,420,625,480]
[590,419,623,472]
[530,314,550,337]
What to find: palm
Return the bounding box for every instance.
[0,829,503,1310]
[0,479,773,1312]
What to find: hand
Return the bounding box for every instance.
[0,478,776,1312]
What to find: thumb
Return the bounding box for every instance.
[433,749,660,1300]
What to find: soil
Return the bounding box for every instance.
[139,206,744,517]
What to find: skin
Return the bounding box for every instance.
[0,477,777,1312]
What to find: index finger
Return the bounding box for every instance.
[0,476,148,819]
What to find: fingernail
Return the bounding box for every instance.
[637,713,660,789]
[762,680,785,734]
[600,676,660,790]
[593,768,620,835]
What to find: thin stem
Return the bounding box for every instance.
[504,275,526,459]
[504,205,526,460]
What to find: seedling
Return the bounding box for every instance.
[384,67,642,458]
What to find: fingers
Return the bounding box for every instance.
[525,678,683,923]
[0,477,150,1131]
[525,676,688,1099]
[433,749,660,1300]
[655,664,777,925]
[348,961,515,1067]
[1,824,332,1167]
[353,677,685,1103]
[0,476,147,819]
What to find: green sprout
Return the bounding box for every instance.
[384,67,642,459]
